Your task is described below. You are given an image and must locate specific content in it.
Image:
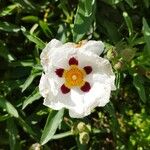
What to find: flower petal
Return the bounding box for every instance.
[80,40,104,56]
[40,39,62,72]
[39,73,50,98]
[77,51,116,90]
[50,43,76,68]
[69,82,111,118]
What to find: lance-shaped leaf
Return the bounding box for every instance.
[40,109,64,145]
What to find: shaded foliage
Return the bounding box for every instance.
[0,0,150,149]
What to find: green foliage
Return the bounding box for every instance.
[0,0,150,149]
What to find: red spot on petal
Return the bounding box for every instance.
[69,57,78,65]
[80,82,91,92]
[55,68,64,77]
[83,66,92,74]
[61,84,70,94]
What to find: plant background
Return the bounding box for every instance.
[0,0,150,149]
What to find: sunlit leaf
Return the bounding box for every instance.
[73,0,96,42]
[40,109,64,145]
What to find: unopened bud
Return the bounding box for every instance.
[79,132,90,144]
[107,48,118,60]
[77,122,87,133]
[29,143,41,150]
[114,60,124,70]
[145,71,150,79]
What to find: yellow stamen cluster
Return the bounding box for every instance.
[63,65,86,88]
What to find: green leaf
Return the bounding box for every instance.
[7,118,21,150]
[12,0,36,12]
[0,40,15,62]
[123,12,133,36]
[22,87,41,109]
[21,67,41,92]
[143,0,150,8]
[21,16,39,23]
[133,74,147,103]
[0,114,10,122]
[40,109,64,145]
[52,131,72,140]
[0,3,20,17]
[124,0,134,8]
[39,20,52,38]
[73,0,96,42]
[17,116,39,140]
[56,24,68,43]
[104,102,119,138]
[0,97,19,118]
[0,21,20,32]
[142,18,150,56]
[21,27,45,49]
[103,20,121,43]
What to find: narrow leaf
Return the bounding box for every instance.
[73,0,96,42]
[7,118,21,150]
[0,21,20,32]
[142,18,150,55]
[0,97,19,118]
[40,109,64,145]
[22,87,41,109]
[0,3,19,17]
[123,12,133,36]
[133,74,147,103]
[21,27,45,49]
[124,0,134,8]
[21,16,39,23]
[39,20,52,38]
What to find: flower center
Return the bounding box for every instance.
[63,65,86,88]
[72,74,77,80]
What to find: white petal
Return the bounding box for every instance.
[50,43,77,68]
[39,73,49,98]
[40,39,62,72]
[68,82,111,118]
[43,97,64,110]
[80,40,104,56]
[77,51,116,90]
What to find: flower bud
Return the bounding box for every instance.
[79,132,90,144]
[77,122,87,133]
[29,143,41,150]
[107,48,118,60]
[145,71,150,79]
[114,60,124,71]
[77,122,91,133]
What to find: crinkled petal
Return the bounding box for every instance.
[80,40,104,56]
[39,73,50,98]
[69,82,111,118]
[77,51,116,90]
[40,39,62,72]
[50,43,77,68]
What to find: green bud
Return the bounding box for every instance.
[29,143,41,150]
[77,122,87,133]
[79,132,90,144]
[145,71,150,79]
[107,48,118,60]
[114,60,124,70]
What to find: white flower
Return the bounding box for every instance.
[39,39,116,118]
